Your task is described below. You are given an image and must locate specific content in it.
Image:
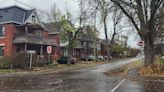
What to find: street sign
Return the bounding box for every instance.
[47,46,52,54]
[138,41,144,47]
[27,50,36,54]
[26,50,36,70]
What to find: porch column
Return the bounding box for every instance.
[25,44,27,52]
[73,48,75,57]
[25,26,28,34]
[40,45,43,55]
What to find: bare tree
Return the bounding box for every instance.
[87,0,111,61]
[111,0,164,66]
[110,6,124,46]
[61,0,90,64]
[39,1,91,64]
[50,3,62,22]
[99,0,111,61]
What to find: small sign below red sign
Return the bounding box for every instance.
[47,46,52,54]
[27,50,36,54]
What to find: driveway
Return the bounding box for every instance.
[0,58,163,92]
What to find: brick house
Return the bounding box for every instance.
[44,22,63,60]
[44,21,69,57]
[0,5,61,62]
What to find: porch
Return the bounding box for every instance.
[13,34,58,62]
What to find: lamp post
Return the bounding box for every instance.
[85,42,88,62]
[93,8,97,62]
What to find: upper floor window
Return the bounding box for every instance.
[0,16,3,19]
[32,15,36,24]
[0,26,5,37]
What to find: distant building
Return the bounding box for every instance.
[100,39,110,57]
[153,8,164,55]
[43,21,68,57]
[73,28,101,61]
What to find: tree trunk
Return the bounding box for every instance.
[85,43,88,62]
[67,32,72,64]
[144,32,154,67]
[67,46,72,64]
[110,32,116,46]
[103,16,110,62]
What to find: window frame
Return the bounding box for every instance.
[0,46,4,56]
[0,25,5,37]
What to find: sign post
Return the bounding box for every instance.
[27,50,36,70]
[138,41,144,60]
[47,46,52,64]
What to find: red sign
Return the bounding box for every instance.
[47,46,52,54]
[138,41,144,47]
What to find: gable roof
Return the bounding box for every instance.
[25,9,34,21]
[0,5,34,24]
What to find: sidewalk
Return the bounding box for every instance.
[0,61,106,77]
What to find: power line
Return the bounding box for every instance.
[13,0,45,13]
[14,0,34,9]
[13,0,52,22]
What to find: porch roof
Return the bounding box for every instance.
[16,23,44,31]
[74,46,84,49]
[13,35,57,46]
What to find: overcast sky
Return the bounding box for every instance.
[0,0,140,48]
[1,0,79,13]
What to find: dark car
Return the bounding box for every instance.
[57,56,75,64]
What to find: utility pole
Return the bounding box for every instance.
[93,10,97,62]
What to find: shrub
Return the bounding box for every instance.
[0,57,12,69]
[12,52,29,69]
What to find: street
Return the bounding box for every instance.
[0,0,164,91]
[0,58,163,92]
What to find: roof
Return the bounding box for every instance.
[16,23,44,31]
[0,5,34,24]
[74,46,84,49]
[60,42,69,47]
[48,32,60,35]
[100,39,111,44]
[13,35,57,46]
[43,22,63,32]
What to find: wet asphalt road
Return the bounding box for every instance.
[0,58,163,92]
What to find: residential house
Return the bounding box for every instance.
[100,39,110,57]
[0,5,60,62]
[73,29,100,61]
[100,35,128,58]
[44,21,68,57]
[153,8,164,55]
[44,22,63,60]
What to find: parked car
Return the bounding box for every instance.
[88,55,95,61]
[57,56,75,64]
[104,56,112,60]
[97,56,104,60]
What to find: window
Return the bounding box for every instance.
[83,42,87,47]
[0,16,3,19]
[0,46,4,56]
[0,26,5,37]
[32,15,36,23]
